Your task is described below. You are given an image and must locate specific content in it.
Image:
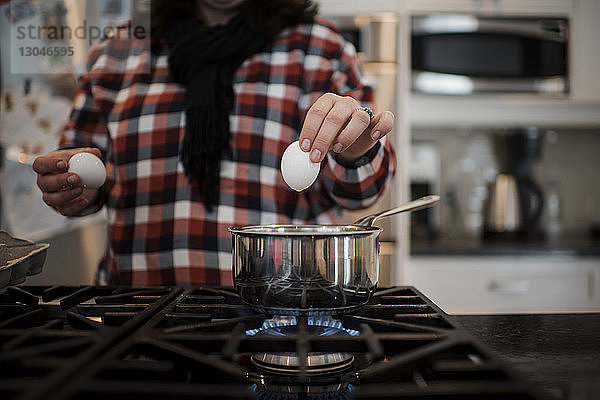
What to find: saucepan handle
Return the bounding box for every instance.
[354,195,441,227]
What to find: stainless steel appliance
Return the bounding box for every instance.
[485,173,521,235]
[0,284,550,399]
[411,14,569,95]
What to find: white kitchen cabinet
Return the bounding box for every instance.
[404,0,571,16]
[409,95,600,128]
[405,256,600,314]
[321,0,572,18]
[570,0,600,102]
[319,0,401,16]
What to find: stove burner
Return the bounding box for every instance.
[249,316,356,375]
[252,349,355,375]
[251,382,354,400]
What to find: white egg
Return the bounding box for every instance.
[281,141,321,192]
[68,152,107,189]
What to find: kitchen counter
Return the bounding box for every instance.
[411,236,600,257]
[455,314,600,400]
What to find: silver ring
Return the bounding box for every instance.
[357,106,374,122]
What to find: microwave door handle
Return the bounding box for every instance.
[413,16,566,42]
[477,19,567,42]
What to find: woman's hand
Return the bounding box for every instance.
[299,93,394,163]
[33,147,101,216]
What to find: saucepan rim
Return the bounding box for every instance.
[228,224,382,236]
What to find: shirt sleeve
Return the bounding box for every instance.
[299,20,397,210]
[59,40,113,212]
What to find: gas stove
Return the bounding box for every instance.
[0,285,549,400]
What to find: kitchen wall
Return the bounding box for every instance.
[411,127,600,240]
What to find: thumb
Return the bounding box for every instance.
[34,147,102,175]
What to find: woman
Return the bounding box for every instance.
[33,0,397,286]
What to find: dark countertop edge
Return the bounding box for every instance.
[410,237,600,257]
[411,248,600,257]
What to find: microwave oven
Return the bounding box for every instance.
[411,15,569,95]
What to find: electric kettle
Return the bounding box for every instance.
[485,174,520,235]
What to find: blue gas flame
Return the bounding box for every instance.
[245,315,360,336]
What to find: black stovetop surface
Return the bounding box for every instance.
[0,285,550,400]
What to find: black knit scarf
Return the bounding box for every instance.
[165,15,266,210]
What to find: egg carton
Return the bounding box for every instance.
[0,231,49,291]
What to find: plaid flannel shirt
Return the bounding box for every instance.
[60,17,397,286]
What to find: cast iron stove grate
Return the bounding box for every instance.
[0,285,180,399]
[0,286,549,400]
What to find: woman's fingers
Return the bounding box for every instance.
[54,194,90,216]
[32,156,68,175]
[37,172,81,193]
[331,107,372,154]
[42,186,84,208]
[309,99,359,162]
[51,189,97,216]
[33,147,101,175]
[298,93,337,154]
[368,110,395,141]
[299,93,395,163]
[337,110,395,162]
[33,147,103,216]
[299,93,363,162]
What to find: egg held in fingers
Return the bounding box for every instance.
[68,152,107,189]
[280,141,321,192]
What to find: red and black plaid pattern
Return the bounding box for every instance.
[60,18,397,286]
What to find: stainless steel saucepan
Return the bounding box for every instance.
[229,195,440,315]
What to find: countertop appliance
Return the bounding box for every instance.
[411,14,569,95]
[484,128,544,240]
[0,284,551,399]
